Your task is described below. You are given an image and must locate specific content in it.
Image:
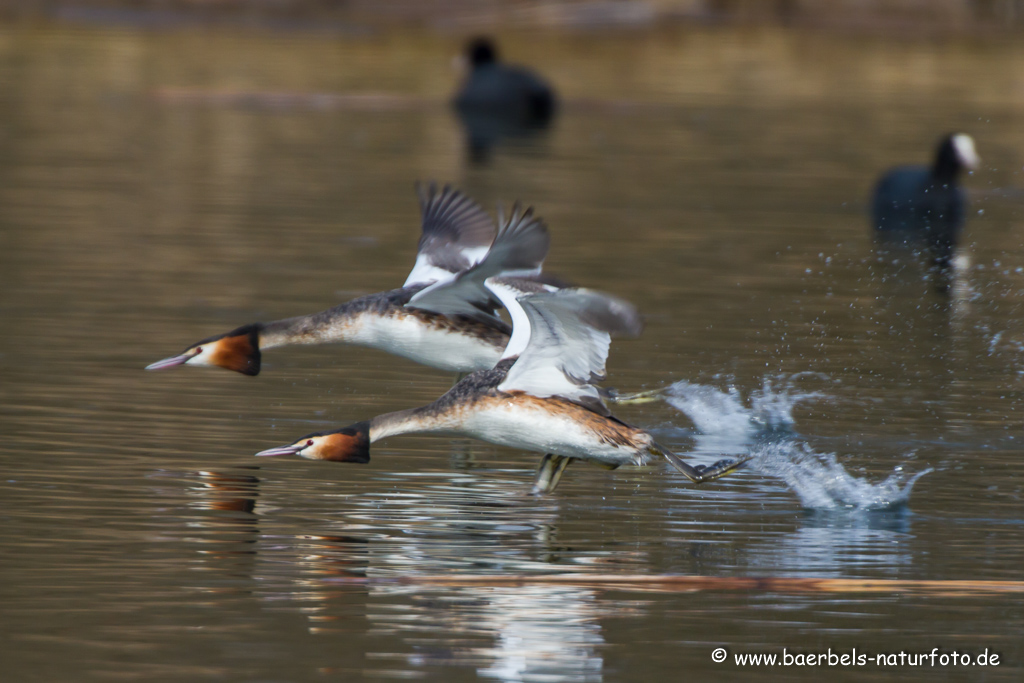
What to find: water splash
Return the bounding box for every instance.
[663,382,753,437]
[660,374,930,511]
[752,441,931,511]
[988,331,1003,355]
[663,373,825,437]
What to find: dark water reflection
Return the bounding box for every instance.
[2,21,1024,682]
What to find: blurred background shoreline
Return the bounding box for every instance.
[1,0,1023,35]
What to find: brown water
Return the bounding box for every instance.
[2,22,1024,682]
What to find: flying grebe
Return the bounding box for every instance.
[255,276,747,493]
[145,184,548,376]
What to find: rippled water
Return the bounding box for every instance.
[2,21,1024,682]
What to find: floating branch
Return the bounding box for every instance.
[320,574,1024,596]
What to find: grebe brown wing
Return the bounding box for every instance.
[487,282,643,412]
[404,183,496,287]
[406,202,550,325]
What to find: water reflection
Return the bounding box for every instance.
[368,585,606,682]
[454,106,555,164]
[746,514,914,577]
[247,472,638,680]
[232,464,923,678]
[182,467,261,574]
[254,470,650,579]
[867,242,971,302]
[187,468,260,515]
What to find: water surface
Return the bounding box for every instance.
[1,22,1023,682]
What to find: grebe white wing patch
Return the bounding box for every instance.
[496,288,643,407]
[403,183,496,287]
[408,202,550,323]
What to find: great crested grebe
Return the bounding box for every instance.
[255,277,748,493]
[146,184,548,376]
[871,133,980,269]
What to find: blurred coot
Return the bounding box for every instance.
[871,133,980,269]
[453,37,557,161]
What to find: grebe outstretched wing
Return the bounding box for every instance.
[407,202,550,326]
[403,182,497,288]
[487,281,643,413]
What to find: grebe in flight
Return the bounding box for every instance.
[255,275,748,493]
[145,184,546,376]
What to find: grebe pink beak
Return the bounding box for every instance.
[255,443,307,457]
[145,352,198,371]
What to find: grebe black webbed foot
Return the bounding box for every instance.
[532,454,573,494]
[601,385,670,405]
[690,457,750,481]
[653,443,751,484]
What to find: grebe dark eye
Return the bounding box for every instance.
[194,347,203,354]
[306,440,314,447]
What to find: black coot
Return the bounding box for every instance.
[453,37,557,161]
[871,133,980,269]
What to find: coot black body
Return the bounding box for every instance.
[871,133,979,269]
[453,38,557,160]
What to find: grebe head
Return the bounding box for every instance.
[255,422,370,463]
[145,323,261,376]
[467,37,498,68]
